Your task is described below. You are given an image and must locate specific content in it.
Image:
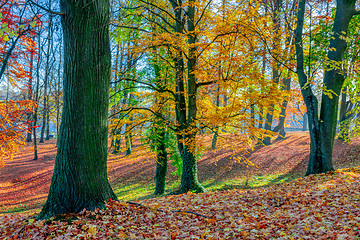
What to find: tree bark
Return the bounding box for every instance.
[154,129,168,195]
[295,0,357,175]
[170,0,186,156]
[302,113,308,131]
[273,77,291,139]
[26,44,34,143]
[263,0,281,146]
[38,0,117,219]
[40,7,53,143]
[178,0,204,193]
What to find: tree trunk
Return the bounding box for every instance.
[302,113,308,131]
[26,45,34,143]
[295,0,357,176]
[45,111,50,140]
[170,0,186,156]
[338,87,350,141]
[258,106,264,129]
[38,0,117,219]
[125,126,132,156]
[33,27,42,161]
[112,128,122,154]
[274,77,291,139]
[40,8,53,143]
[178,0,204,193]
[263,0,281,146]
[154,130,168,195]
[211,87,220,149]
[55,41,62,146]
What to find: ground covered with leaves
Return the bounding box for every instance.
[1,166,360,239]
[1,132,360,239]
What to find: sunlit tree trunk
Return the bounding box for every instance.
[38,0,117,219]
[40,5,53,143]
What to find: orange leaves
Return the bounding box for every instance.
[0,100,34,165]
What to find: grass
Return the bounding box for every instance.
[113,172,302,203]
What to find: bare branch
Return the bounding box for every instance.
[27,0,64,16]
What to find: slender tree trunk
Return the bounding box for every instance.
[154,127,168,195]
[45,110,50,140]
[38,0,117,219]
[40,8,53,143]
[338,87,349,141]
[33,27,42,161]
[125,126,132,156]
[273,77,291,139]
[26,46,34,142]
[211,87,220,149]
[55,44,62,146]
[263,0,282,146]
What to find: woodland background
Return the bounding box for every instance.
[0,0,360,239]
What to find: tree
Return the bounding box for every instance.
[295,0,359,175]
[38,0,117,219]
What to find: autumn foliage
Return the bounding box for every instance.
[0,100,34,165]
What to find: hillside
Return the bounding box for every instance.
[0,132,359,215]
[0,132,360,238]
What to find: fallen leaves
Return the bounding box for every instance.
[0,166,359,239]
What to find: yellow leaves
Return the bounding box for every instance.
[28,219,35,224]
[0,100,35,166]
[87,225,98,236]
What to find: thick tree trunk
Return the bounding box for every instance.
[295,0,356,176]
[38,0,117,219]
[178,0,204,193]
[170,0,186,156]
[180,136,204,193]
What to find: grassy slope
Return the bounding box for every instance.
[0,132,359,215]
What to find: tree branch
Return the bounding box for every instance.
[27,0,64,16]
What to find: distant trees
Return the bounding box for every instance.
[0,0,39,162]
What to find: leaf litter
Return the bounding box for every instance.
[0,166,359,239]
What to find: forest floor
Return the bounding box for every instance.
[1,132,360,239]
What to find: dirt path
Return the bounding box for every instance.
[1,132,359,214]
